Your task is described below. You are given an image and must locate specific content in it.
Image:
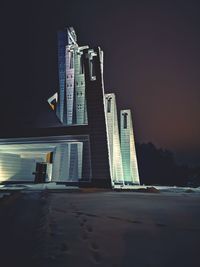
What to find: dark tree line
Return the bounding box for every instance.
[136,142,200,187]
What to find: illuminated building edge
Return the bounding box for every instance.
[0,27,140,187]
[48,27,140,186]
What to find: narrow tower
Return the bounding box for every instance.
[56,27,88,125]
[105,93,124,184]
[120,110,140,185]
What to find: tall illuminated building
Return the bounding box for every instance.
[0,27,141,187]
[105,93,123,184]
[56,30,67,123]
[48,27,140,187]
[120,110,140,185]
[56,27,88,124]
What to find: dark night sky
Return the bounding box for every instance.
[1,0,200,165]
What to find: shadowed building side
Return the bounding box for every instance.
[83,47,111,187]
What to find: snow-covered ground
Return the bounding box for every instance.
[0,189,199,267]
[41,191,200,267]
[1,182,200,194]
[0,182,78,191]
[115,184,200,194]
[0,192,10,198]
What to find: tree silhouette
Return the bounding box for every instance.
[135,142,194,186]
